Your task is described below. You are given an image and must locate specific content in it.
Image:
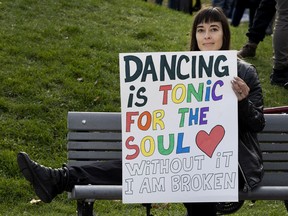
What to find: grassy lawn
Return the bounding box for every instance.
[0,0,287,215]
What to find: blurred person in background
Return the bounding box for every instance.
[230,0,261,27]
[212,0,235,18]
[238,0,276,58]
[270,0,288,89]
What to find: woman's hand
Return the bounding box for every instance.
[231,77,250,101]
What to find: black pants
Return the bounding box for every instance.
[246,0,276,43]
[231,0,261,27]
[155,0,163,5]
[184,203,217,215]
[66,160,122,191]
[67,160,245,216]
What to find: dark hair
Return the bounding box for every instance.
[190,7,230,51]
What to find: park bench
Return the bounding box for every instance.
[67,108,288,216]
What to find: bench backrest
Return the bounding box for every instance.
[67,112,122,167]
[67,112,288,186]
[258,114,288,186]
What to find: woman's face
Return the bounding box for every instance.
[196,21,223,51]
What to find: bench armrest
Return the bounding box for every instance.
[239,186,288,200]
[70,185,288,201]
[70,185,122,200]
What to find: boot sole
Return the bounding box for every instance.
[17,152,53,203]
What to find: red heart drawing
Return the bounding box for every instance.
[195,125,225,158]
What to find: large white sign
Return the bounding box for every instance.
[119,51,238,204]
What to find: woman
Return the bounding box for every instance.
[185,6,265,215]
[17,6,265,216]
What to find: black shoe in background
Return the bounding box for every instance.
[238,42,258,58]
[270,69,288,89]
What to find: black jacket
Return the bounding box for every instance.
[237,59,265,191]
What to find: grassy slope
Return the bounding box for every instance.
[0,0,287,215]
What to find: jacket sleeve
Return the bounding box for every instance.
[238,62,265,133]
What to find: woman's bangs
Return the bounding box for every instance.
[197,9,222,24]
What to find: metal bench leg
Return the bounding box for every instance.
[77,200,95,216]
[284,200,288,212]
[142,203,153,216]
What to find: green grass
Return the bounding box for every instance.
[0,0,287,215]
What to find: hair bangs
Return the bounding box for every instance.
[195,7,223,25]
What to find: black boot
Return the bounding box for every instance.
[270,68,288,88]
[17,152,69,203]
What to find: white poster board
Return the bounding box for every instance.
[119,51,238,204]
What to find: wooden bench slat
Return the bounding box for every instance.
[68,151,122,160]
[260,143,288,151]
[263,162,288,171]
[68,132,122,141]
[261,172,288,186]
[263,114,288,132]
[68,112,121,131]
[67,141,122,150]
[258,134,288,143]
[68,160,120,167]
[262,153,288,161]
